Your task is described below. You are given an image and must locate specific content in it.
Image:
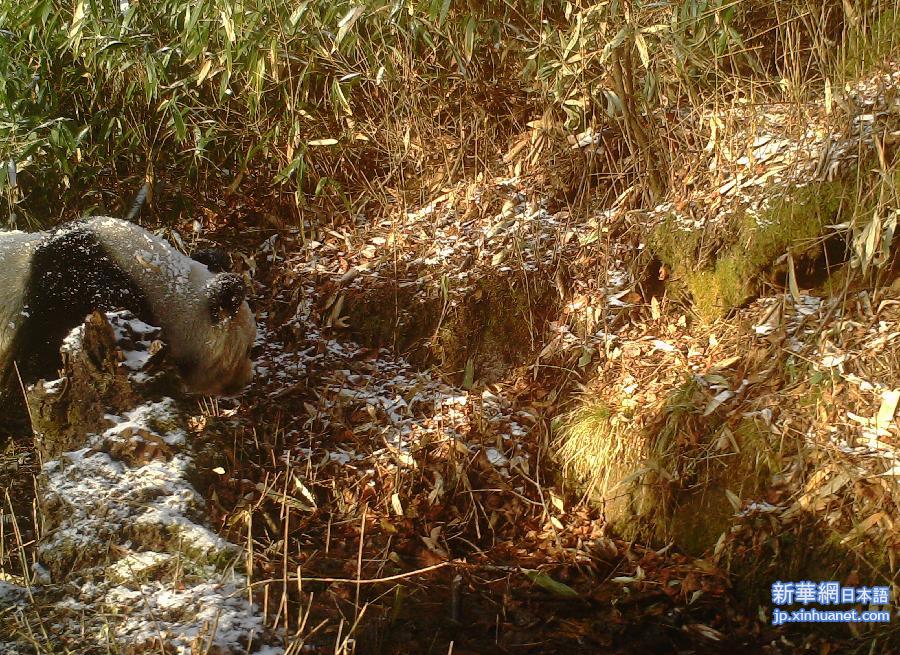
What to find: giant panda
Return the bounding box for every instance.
[0,217,256,398]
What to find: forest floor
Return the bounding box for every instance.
[3,20,900,655]
[2,160,894,654]
[184,174,897,653]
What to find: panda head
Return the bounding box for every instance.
[167,267,257,397]
[76,217,258,397]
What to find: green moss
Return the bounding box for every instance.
[650,178,849,319]
[569,378,785,553]
[555,399,648,532]
[106,552,176,585]
[646,219,705,275]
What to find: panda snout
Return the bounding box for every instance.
[186,365,252,397]
[220,378,250,397]
[214,358,254,396]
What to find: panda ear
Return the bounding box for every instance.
[193,248,232,273]
[207,273,247,323]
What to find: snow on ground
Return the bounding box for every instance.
[3,312,283,654]
[32,391,283,653]
[255,293,536,481]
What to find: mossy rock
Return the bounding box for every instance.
[558,378,897,649]
[343,283,441,359]
[557,380,781,552]
[105,551,176,585]
[649,179,849,319]
[665,418,779,553]
[613,390,780,548]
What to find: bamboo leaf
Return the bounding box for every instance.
[438,0,451,26]
[635,31,650,69]
[68,0,85,51]
[220,7,236,43]
[725,489,742,512]
[197,59,213,86]
[172,106,186,143]
[523,570,579,598]
[599,25,630,64]
[336,6,364,49]
[786,250,801,303]
[463,16,476,64]
[274,156,305,184]
[562,16,581,59]
[331,78,352,115]
[462,357,475,390]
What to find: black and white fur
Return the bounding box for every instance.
[0,217,256,396]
